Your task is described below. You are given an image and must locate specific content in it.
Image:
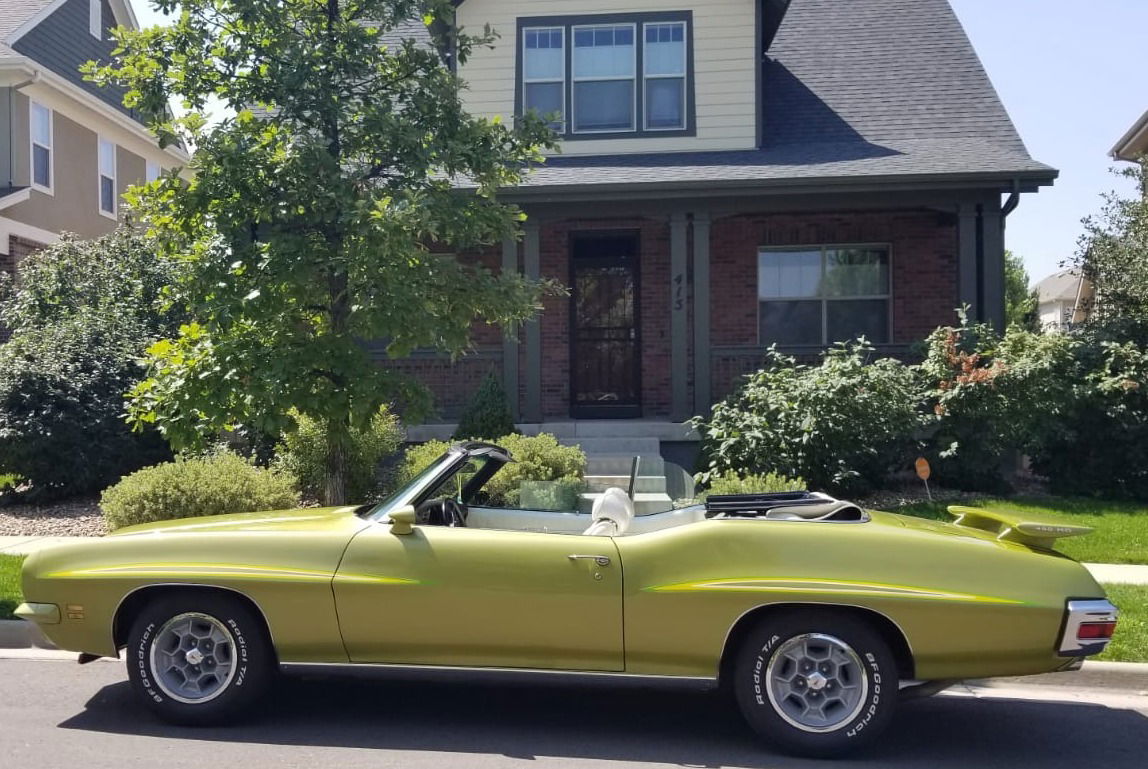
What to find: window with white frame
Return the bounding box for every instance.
[89,0,101,39]
[523,27,565,129]
[146,161,162,183]
[518,13,692,139]
[572,24,636,133]
[98,138,116,217]
[758,246,891,346]
[30,102,52,191]
[643,22,687,130]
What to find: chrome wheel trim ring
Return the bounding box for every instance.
[764,633,869,734]
[149,612,238,705]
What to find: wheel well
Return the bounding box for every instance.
[112,585,276,660]
[717,603,915,685]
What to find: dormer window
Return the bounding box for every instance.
[517,12,694,140]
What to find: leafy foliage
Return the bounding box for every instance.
[88,0,559,503]
[1074,162,1148,321]
[453,373,517,441]
[101,451,299,531]
[700,471,807,499]
[695,342,925,494]
[1004,250,1040,332]
[0,231,181,502]
[275,405,404,503]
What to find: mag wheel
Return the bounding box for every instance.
[733,610,898,758]
[126,592,274,725]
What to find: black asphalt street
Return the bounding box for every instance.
[2,658,1147,768]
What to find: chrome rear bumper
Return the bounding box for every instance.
[1058,599,1119,657]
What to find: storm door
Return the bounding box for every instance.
[570,232,641,419]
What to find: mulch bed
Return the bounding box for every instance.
[0,497,106,537]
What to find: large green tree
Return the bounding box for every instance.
[1004,250,1039,332]
[89,0,556,503]
[1075,162,1148,321]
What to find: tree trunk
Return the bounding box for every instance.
[324,416,350,505]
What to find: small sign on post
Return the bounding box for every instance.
[915,457,932,502]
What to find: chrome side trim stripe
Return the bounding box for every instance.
[281,660,717,684]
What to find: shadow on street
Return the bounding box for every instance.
[58,666,1148,768]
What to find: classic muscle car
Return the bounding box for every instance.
[18,442,1118,757]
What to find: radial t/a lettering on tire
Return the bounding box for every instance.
[733,609,899,758]
[126,591,275,726]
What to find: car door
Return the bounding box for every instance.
[333,521,624,671]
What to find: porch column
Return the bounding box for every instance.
[692,212,712,416]
[501,234,520,421]
[522,221,543,423]
[670,212,690,421]
[957,202,979,321]
[981,199,1006,331]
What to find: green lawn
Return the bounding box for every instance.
[0,555,24,620]
[1098,583,1148,662]
[890,497,1148,565]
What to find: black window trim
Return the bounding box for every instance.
[515,11,696,142]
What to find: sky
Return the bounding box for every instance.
[129,0,1148,286]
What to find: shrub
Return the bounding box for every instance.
[101,451,299,530]
[0,230,182,502]
[275,406,404,503]
[453,373,517,441]
[700,471,808,499]
[696,342,925,494]
[392,433,586,508]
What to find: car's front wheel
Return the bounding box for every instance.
[732,610,898,758]
[126,591,275,725]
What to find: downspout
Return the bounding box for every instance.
[1001,179,1021,220]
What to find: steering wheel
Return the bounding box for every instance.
[418,498,467,527]
[442,498,467,527]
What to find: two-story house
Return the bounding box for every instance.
[0,0,187,300]
[399,0,1056,456]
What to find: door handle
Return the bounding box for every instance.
[568,554,611,567]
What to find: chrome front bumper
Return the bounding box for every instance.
[1058,599,1119,657]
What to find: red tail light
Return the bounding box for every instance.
[1078,621,1117,640]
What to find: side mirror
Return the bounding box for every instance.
[389,505,417,535]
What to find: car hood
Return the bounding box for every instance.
[108,506,370,537]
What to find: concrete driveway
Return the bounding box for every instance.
[2,658,1147,769]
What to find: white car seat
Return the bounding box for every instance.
[582,487,635,536]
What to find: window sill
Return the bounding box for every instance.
[98,209,118,221]
[31,184,53,197]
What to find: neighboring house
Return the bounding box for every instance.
[1112,109,1148,164]
[0,0,188,299]
[399,0,1057,453]
[1035,269,1092,333]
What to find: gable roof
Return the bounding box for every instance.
[1113,109,1148,162]
[512,0,1055,198]
[0,0,56,57]
[1036,269,1084,305]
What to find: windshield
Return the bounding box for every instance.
[365,453,461,521]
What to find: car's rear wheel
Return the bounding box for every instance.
[732,610,898,758]
[126,591,275,725]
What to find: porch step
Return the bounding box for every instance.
[578,492,676,517]
[560,436,662,457]
[584,454,666,476]
[584,474,667,494]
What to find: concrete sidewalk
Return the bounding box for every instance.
[5,534,1148,584]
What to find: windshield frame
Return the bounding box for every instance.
[364,452,465,522]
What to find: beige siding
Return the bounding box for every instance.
[457,0,758,155]
[7,92,149,238]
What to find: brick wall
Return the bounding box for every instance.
[0,235,50,343]
[535,216,673,419]
[709,210,958,399]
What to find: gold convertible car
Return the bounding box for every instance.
[18,442,1118,757]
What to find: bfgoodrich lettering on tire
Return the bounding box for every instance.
[126,591,275,726]
[733,609,899,758]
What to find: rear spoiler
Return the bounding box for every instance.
[947,506,1093,550]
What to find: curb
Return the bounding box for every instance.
[0,619,56,650]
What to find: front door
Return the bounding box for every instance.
[571,232,641,419]
[333,524,624,671]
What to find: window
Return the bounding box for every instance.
[758,246,891,346]
[89,0,101,39]
[146,161,162,183]
[523,27,565,129]
[30,102,52,192]
[98,138,116,217]
[517,13,693,140]
[572,24,636,133]
[644,22,686,130]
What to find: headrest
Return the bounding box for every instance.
[589,487,635,535]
